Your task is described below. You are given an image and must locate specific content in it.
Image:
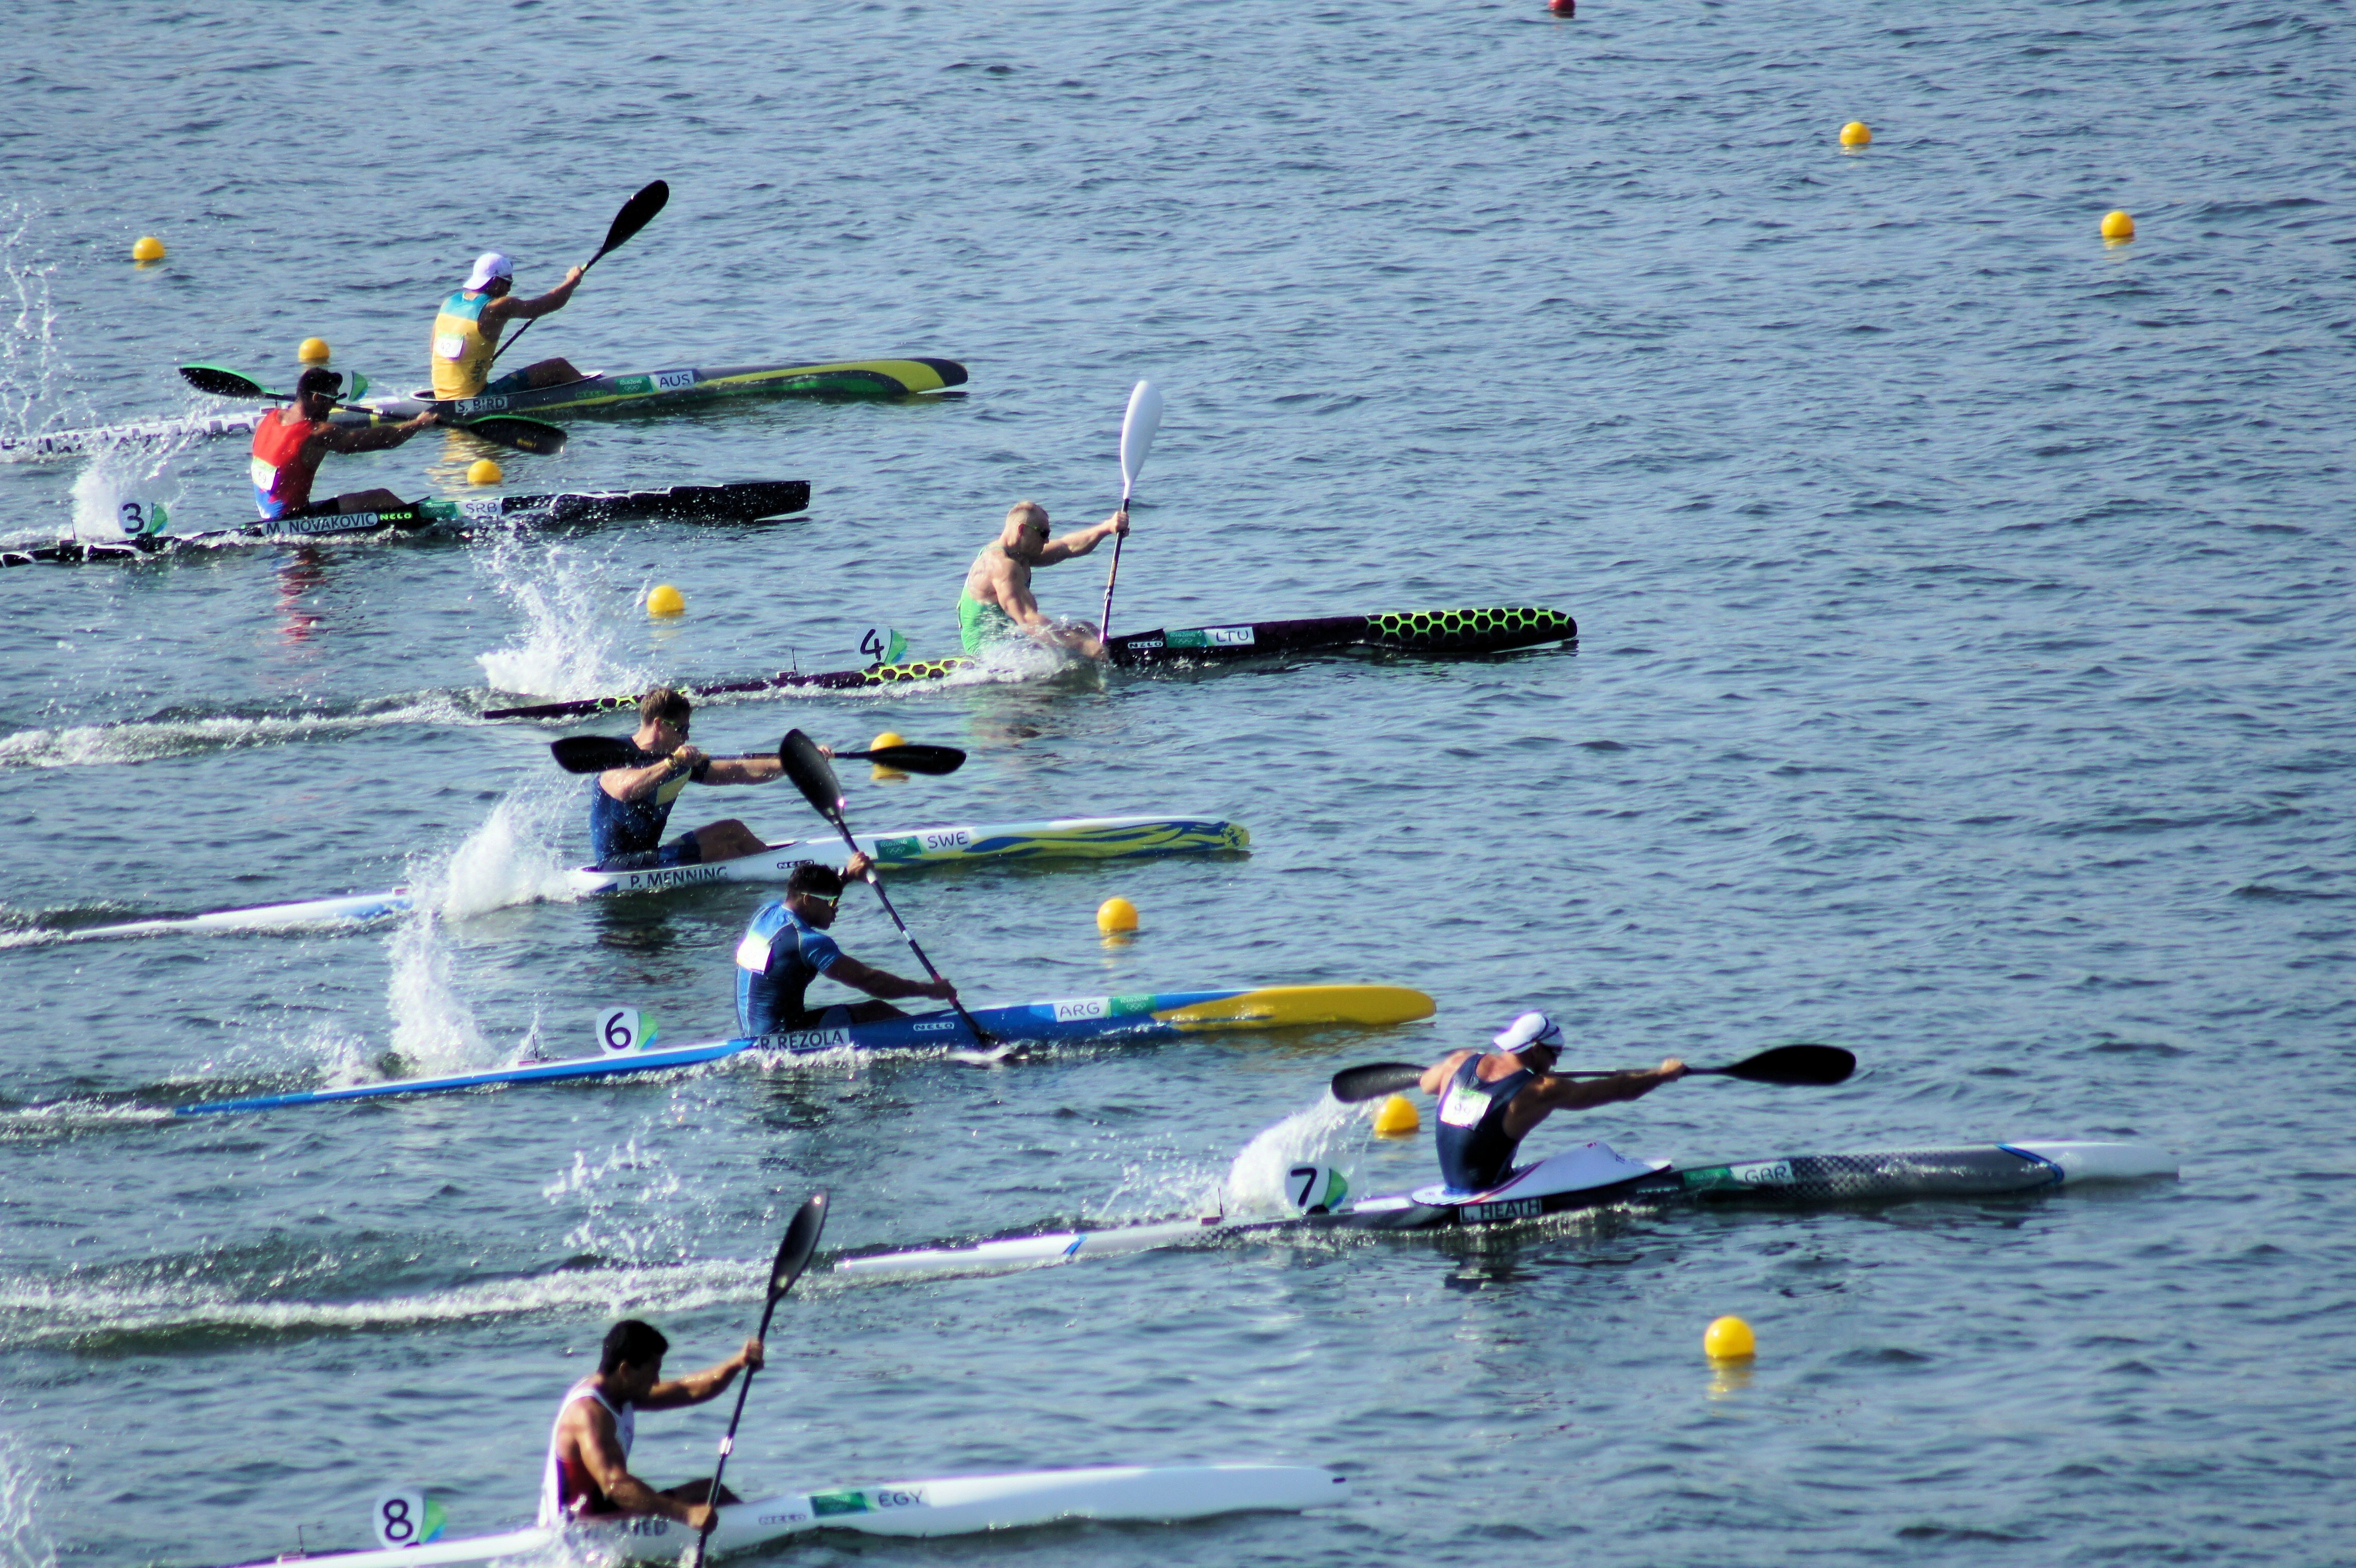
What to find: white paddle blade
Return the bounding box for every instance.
[1119,379,1164,499]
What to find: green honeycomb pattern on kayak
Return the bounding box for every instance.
[860,656,974,686]
[1363,605,1577,652]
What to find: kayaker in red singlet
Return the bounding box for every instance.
[539,1319,763,1530]
[248,368,439,520]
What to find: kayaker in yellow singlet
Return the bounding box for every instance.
[429,252,586,402]
[957,499,1128,657]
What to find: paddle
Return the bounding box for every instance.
[1095,379,1163,642]
[549,734,965,777]
[492,179,670,367]
[1330,1045,1858,1105]
[177,365,568,456]
[681,1192,828,1568]
[777,728,993,1048]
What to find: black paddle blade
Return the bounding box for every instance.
[848,742,966,776]
[599,180,671,259]
[1331,1062,1426,1104]
[460,416,568,456]
[779,729,846,820]
[769,1192,829,1299]
[549,735,637,774]
[1711,1044,1856,1087]
[180,364,270,399]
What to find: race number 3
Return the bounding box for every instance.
[373,1489,437,1548]
[595,1007,657,1054]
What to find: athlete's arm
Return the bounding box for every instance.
[1502,1059,1685,1139]
[640,1339,764,1410]
[699,754,783,786]
[601,747,708,802]
[986,556,1052,629]
[567,1403,693,1522]
[1035,508,1128,565]
[826,954,957,1003]
[492,266,586,323]
[313,411,439,456]
[1418,1049,1477,1096]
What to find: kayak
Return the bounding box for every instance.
[211,1464,1345,1567]
[43,815,1246,944]
[484,604,1580,721]
[836,1139,2180,1283]
[172,985,1434,1116]
[0,357,966,462]
[0,481,808,568]
[362,357,969,422]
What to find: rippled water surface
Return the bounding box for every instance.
[2,1,2350,1564]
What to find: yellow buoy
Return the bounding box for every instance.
[297,337,332,363]
[465,457,503,486]
[1096,896,1139,934]
[870,730,906,752]
[1839,121,1872,148]
[646,583,686,618]
[1372,1094,1420,1138]
[1704,1315,1757,1361]
[2102,209,2136,242]
[130,236,166,263]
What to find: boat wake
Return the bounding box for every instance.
[0,693,476,772]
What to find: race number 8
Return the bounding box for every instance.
[374,1489,429,1548]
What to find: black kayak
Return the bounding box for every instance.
[0,480,808,567]
[484,604,1577,720]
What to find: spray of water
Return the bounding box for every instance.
[0,206,75,453]
[0,1436,58,1568]
[381,910,498,1076]
[414,787,579,921]
[475,536,652,699]
[1222,1097,1371,1219]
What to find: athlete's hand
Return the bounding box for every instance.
[563,265,586,287]
[409,411,441,430]
[683,1502,717,1531]
[739,1336,765,1372]
[1110,507,1130,538]
[671,744,708,772]
[842,850,873,881]
[1658,1057,1687,1081]
[925,977,959,1002]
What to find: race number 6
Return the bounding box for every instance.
[596,1007,657,1054]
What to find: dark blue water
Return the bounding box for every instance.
[1,0,2349,1564]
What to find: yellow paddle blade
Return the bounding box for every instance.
[1156,985,1435,1031]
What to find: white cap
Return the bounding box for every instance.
[463,252,514,291]
[1493,1010,1564,1055]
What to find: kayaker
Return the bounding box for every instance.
[1416,1011,1686,1194]
[429,251,586,401]
[591,688,785,869]
[248,368,439,520]
[540,1319,760,1528]
[736,861,959,1034]
[957,500,1128,657]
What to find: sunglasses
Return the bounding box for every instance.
[799,889,840,907]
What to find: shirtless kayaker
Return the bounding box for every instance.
[957,500,1128,657]
[539,1320,759,1528]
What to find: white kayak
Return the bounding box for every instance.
[38,814,1247,944]
[214,1464,1346,1567]
[838,1140,2181,1283]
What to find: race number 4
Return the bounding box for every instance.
[595,1007,659,1054]
[858,626,909,667]
[372,1488,445,1547]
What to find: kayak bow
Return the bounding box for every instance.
[172,985,1433,1116]
[484,604,1578,720]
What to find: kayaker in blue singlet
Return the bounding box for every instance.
[591,687,788,869]
[1416,1011,1686,1195]
[737,861,959,1035]
[540,1319,759,1528]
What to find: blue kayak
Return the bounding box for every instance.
[174,985,1434,1116]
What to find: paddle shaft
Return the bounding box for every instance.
[494,180,667,367]
[1097,502,1128,642]
[691,1286,786,1555]
[817,812,993,1047]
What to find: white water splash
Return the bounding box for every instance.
[1222,1097,1370,1219]
[0,206,76,457]
[413,787,580,920]
[382,911,498,1076]
[545,1139,693,1268]
[475,537,651,699]
[0,1436,57,1568]
[0,696,472,772]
